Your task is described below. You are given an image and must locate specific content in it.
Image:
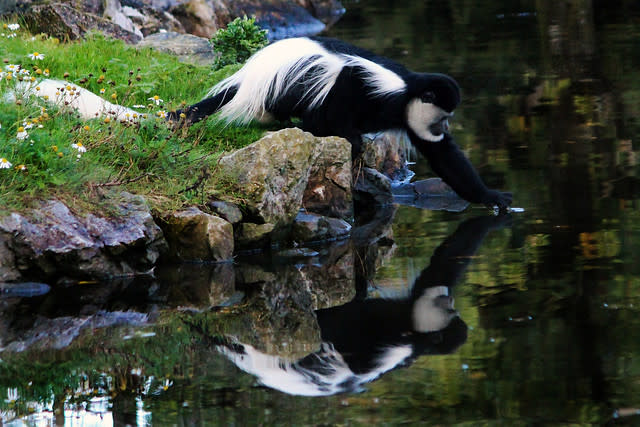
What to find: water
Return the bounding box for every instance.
[3,0,640,424]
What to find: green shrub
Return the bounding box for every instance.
[210,16,269,70]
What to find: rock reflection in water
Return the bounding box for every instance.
[214,214,511,396]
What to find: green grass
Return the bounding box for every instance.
[0,24,272,214]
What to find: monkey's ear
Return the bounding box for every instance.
[420,91,436,104]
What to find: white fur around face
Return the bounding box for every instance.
[412,286,457,333]
[406,99,449,142]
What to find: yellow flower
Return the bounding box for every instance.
[104,117,111,123]
[51,145,58,152]
[15,164,26,171]
[83,125,90,131]
[111,93,117,100]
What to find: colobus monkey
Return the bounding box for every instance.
[214,214,511,396]
[174,37,512,209]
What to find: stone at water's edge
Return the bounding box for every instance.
[161,207,233,261]
[0,192,167,281]
[218,128,353,248]
[302,135,353,219]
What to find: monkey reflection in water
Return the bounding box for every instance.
[215,214,511,396]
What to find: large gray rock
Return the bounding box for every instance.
[218,128,352,240]
[22,2,142,44]
[0,192,166,280]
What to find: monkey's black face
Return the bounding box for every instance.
[406,74,461,142]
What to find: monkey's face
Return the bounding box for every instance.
[412,286,458,333]
[406,97,453,142]
[405,73,460,142]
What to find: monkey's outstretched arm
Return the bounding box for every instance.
[411,132,512,209]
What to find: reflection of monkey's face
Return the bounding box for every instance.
[412,286,458,333]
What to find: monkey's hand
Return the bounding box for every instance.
[481,190,513,211]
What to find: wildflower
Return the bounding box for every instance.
[28,52,45,60]
[132,104,145,109]
[83,125,90,131]
[8,24,20,31]
[0,158,11,169]
[22,121,34,130]
[57,152,63,158]
[156,110,167,119]
[51,145,58,152]
[16,127,28,140]
[72,142,87,153]
[100,88,106,94]
[148,95,163,105]
[43,68,50,77]
[15,164,26,171]
[111,93,117,100]
[104,117,111,123]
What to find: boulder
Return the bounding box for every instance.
[294,0,345,25]
[291,211,351,243]
[218,128,352,236]
[358,130,413,181]
[302,134,352,219]
[169,0,229,39]
[162,207,233,261]
[207,200,243,224]
[22,2,142,44]
[0,192,166,280]
[225,0,325,40]
[137,31,216,65]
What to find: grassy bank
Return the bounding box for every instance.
[0,23,270,214]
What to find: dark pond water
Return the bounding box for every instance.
[3,0,640,425]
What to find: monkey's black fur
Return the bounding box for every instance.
[174,37,512,209]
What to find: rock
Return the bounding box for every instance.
[162,207,233,261]
[219,128,351,229]
[104,0,144,39]
[354,167,393,204]
[359,130,412,181]
[302,135,352,219]
[22,3,142,44]
[138,31,216,65]
[225,0,325,40]
[234,222,275,250]
[291,211,351,243]
[392,178,470,212]
[294,0,345,25]
[0,192,166,280]
[170,0,229,38]
[207,200,243,224]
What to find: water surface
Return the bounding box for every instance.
[3,0,640,425]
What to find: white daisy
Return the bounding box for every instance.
[8,23,20,31]
[148,95,163,105]
[16,127,28,140]
[72,142,87,153]
[156,110,167,119]
[0,158,12,169]
[28,52,45,60]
